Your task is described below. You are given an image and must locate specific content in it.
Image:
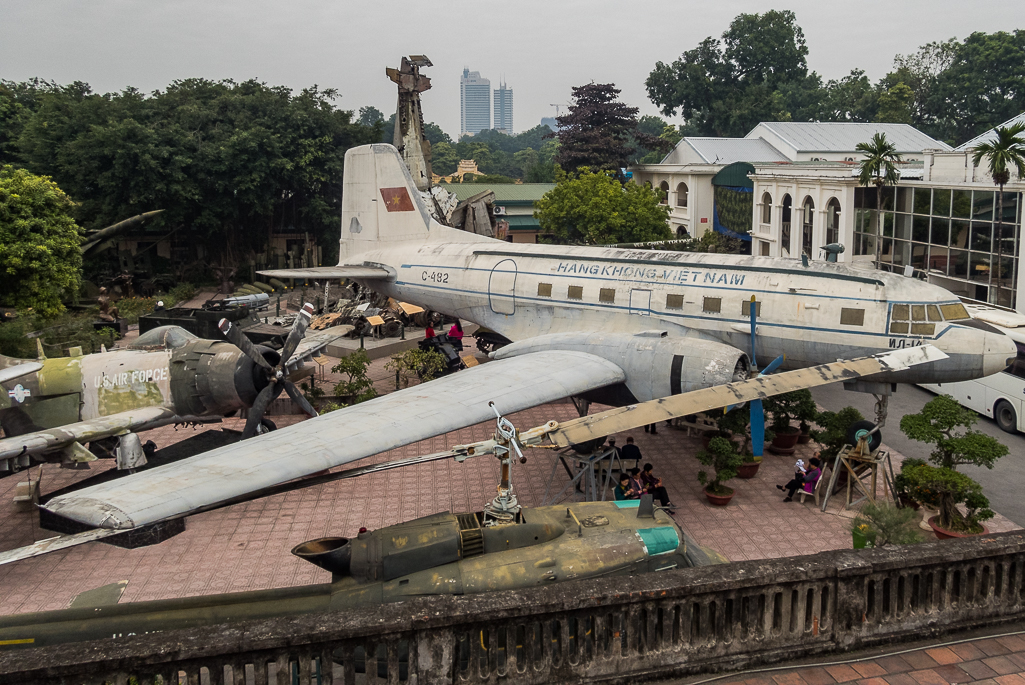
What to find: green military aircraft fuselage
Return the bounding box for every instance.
[0,500,724,651]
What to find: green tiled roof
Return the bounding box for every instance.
[440,183,555,203]
[503,215,539,228]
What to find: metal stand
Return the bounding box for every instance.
[482,403,523,525]
[541,446,622,505]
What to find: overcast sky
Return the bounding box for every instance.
[1,1,1019,139]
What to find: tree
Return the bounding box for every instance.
[534,169,671,244]
[431,141,459,175]
[899,459,993,533]
[885,39,958,135]
[646,10,813,137]
[875,83,915,124]
[817,70,876,122]
[553,83,665,173]
[900,394,1009,471]
[696,436,743,497]
[856,133,902,266]
[358,105,384,127]
[971,122,1025,301]
[928,31,1025,143]
[0,166,82,317]
[810,406,865,462]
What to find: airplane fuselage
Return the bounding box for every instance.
[348,241,1014,387]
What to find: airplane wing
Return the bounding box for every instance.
[43,351,627,529]
[257,266,392,280]
[0,361,43,385]
[283,329,349,372]
[0,406,176,460]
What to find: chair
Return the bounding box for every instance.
[797,469,827,507]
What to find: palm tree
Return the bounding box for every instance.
[972,122,1025,304]
[857,133,903,268]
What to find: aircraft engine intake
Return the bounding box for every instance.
[168,340,261,418]
[492,332,749,404]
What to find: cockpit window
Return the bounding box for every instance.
[127,325,198,350]
[911,305,926,322]
[927,305,942,322]
[940,303,970,321]
[891,304,909,321]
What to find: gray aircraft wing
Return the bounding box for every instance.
[43,351,627,529]
[0,405,177,460]
[0,362,43,385]
[257,266,392,280]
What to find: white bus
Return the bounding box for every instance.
[920,303,1025,434]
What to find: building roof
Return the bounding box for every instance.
[440,183,555,203]
[665,137,788,165]
[954,111,1025,151]
[749,122,952,153]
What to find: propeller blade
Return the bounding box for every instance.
[760,354,786,376]
[219,319,273,371]
[280,303,315,365]
[283,379,319,418]
[549,345,948,447]
[242,383,283,439]
[750,399,765,457]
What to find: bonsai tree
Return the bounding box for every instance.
[899,459,994,534]
[331,349,377,405]
[762,389,817,435]
[715,407,752,455]
[900,395,1009,471]
[696,436,743,496]
[851,501,925,547]
[810,406,865,462]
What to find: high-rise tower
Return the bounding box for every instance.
[494,81,513,135]
[460,68,491,136]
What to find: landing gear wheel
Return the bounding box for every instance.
[994,400,1017,433]
[847,420,882,453]
[257,418,277,435]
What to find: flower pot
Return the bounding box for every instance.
[928,516,988,540]
[768,428,801,455]
[703,487,734,506]
[797,431,812,445]
[736,461,761,479]
[852,528,869,549]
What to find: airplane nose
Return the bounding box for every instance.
[982,330,1019,377]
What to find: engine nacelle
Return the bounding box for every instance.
[168,339,264,417]
[492,331,749,403]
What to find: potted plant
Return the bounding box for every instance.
[797,419,813,444]
[899,460,993,537]
[899,395,1009,471]
[850,501,925,548]
[331,349,378,406]
[763,389,817,455]
[712,407,761,478]
[696,436,743,505]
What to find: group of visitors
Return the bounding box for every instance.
[425,320,464,350]
[610,436,675,513]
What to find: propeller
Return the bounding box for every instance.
[219,303,319,439]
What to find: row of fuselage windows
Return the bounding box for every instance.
[534,282,868,327]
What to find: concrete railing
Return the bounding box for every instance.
[4,532,1025,684]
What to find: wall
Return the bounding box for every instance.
[5,532,1025,684]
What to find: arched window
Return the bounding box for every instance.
[659,181,669,205]
[802,196,815,257]
[826,197,841,245]
[760,192,772,224]
[781,194,793,256]
[675,225,689,238]
[676,182,689,208]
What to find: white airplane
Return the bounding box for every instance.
[1,144,1015,563]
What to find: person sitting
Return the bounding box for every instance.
[777,455,822,502]
[638,463,674,510]
[614,472,641,501]
[620,436,641,469]
[425,325,436,339]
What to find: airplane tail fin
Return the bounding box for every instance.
[339,144,490,262]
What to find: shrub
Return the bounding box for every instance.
[331,349,377,404]
[851,501,925,547]
[899,460,994,533]
[762,389,816,433]
[386,348,446,387]
[900,394,1008,471]
[810,406,865,462]
[696,436,743,496]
